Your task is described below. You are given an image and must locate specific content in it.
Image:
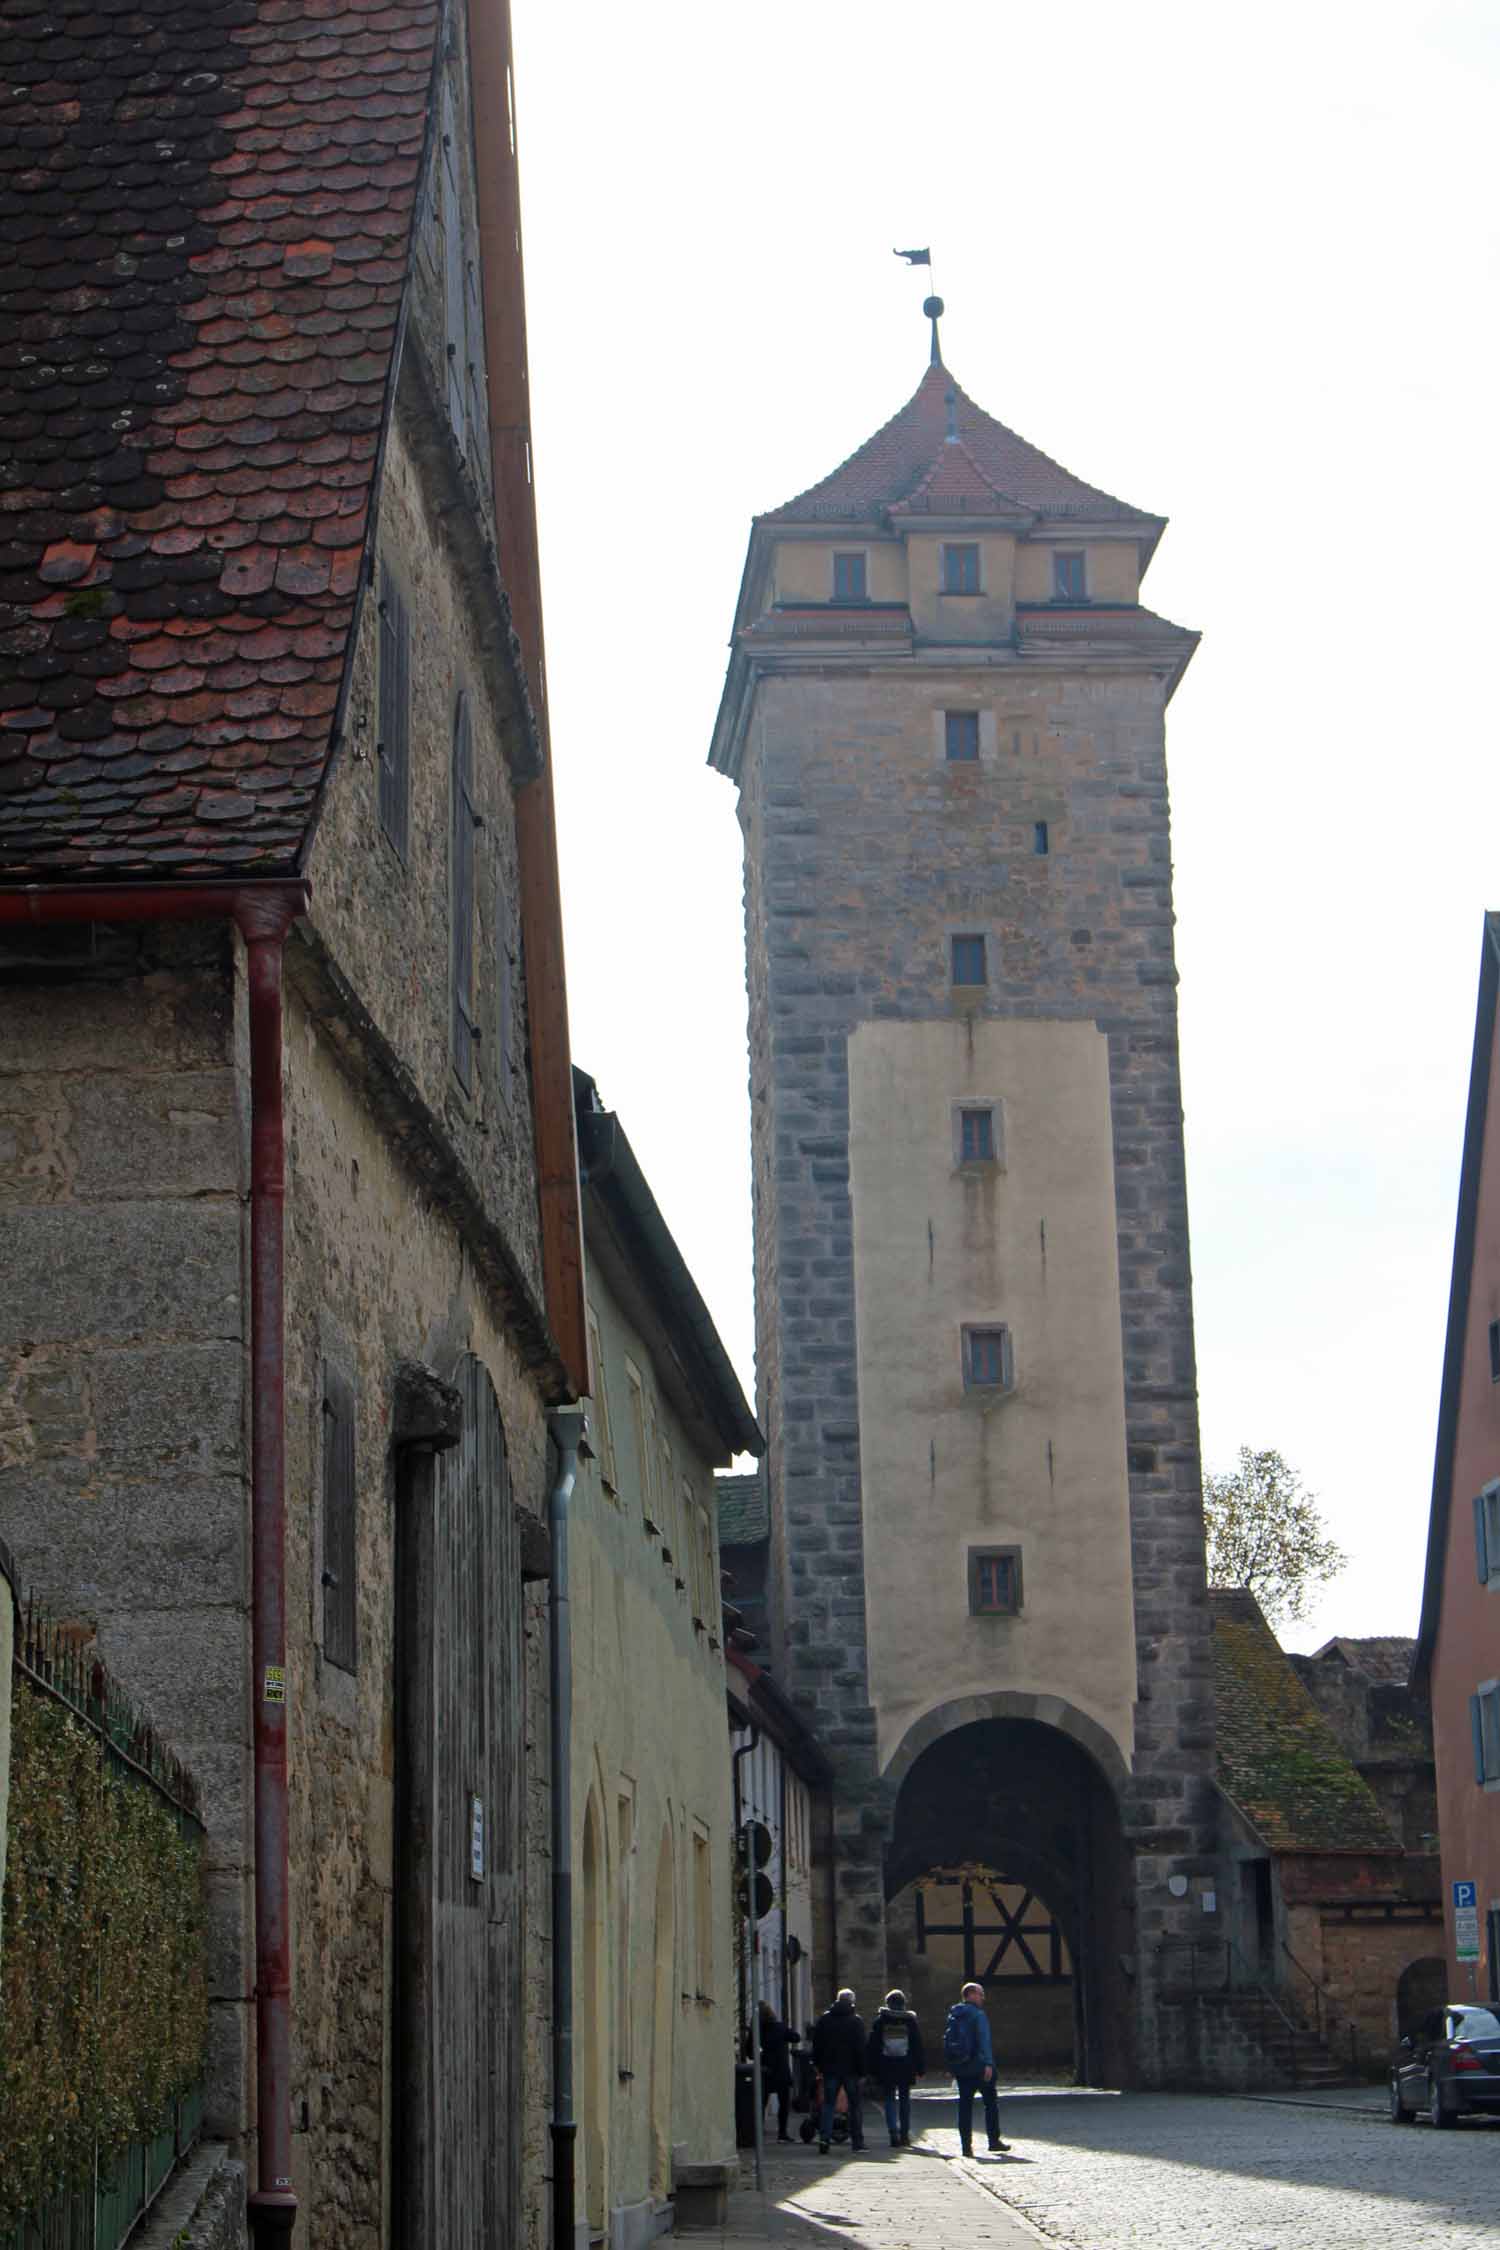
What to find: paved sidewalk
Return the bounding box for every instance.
[708,2135,1040,2248]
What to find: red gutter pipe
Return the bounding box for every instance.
[0,876,308,2244]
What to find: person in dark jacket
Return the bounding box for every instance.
[748,2000,795,2141]
[944,1980,1008,2156]
[866,1988,925,2146]
[810,1988,867,2152]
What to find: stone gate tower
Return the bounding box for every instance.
[709,323,1218,2084]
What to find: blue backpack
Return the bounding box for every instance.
[943,2003,980,2070]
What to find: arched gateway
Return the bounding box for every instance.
[710,324,1218,2084]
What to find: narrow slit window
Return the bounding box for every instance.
[1034,821,1049,856]
[1490,1320,1500,1382]
[959,1107,995,1163]
[944,710,980,762]
[969,1547,1022,1616]
[322,1366,357,1672]
[951,933,987,987]
[376,566,410,859]
[963,1324,1014,1393]
[450,692,478,1090]
[1054,552,1086,600]
[942,543,980,594]
[832,551,867,602]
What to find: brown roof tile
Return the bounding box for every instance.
[763,360,1157,530]
[0,0,440,879]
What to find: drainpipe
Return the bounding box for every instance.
[731,1728,763,2192]
[0,878,306,2243]
[547,1403,587,2250]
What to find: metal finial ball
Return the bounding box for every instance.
[923,296,945,320]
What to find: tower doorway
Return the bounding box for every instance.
[886,1716,1132,2085]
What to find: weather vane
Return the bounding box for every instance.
[893,247,944,364]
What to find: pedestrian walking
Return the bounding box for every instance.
[811,1987,867,2152]
[866,1988,925,2146]
[748,1999,795,2142]
[943,1980,1009,2156]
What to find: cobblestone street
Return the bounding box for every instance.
[714,2086,1500,2249]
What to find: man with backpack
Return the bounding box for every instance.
[866,1989,925,2146]
[810,1987,868,2153]
[943,1980,1009,2157]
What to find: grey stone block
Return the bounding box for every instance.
[69,1070,240,1199]
[0,1202,242,1347]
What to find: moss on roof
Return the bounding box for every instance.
[1211,1590,1399,1853]
[716,1472,768,1547]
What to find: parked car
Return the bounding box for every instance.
[1390,2003,1500,2126]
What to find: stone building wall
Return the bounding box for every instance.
[735,659,1216,2062]
[0,922,252,2127]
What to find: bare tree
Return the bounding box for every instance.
[1203,1446,1345,1627]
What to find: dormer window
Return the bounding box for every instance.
[942,543,980,594]
[1054,551,1086,601]
[832,551,867,602]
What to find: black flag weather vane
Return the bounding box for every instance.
[894,248,944,363]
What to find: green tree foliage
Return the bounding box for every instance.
[0,1679,207,2230]
[1203,1446,1346,1628]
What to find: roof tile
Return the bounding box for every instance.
[0,0,440,878]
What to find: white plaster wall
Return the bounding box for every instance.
[571,1259,737,2236]
[847,1017,1137,1774]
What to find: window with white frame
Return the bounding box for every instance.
[1473,1681,1500,1786]
[1475,1481,1500,1587]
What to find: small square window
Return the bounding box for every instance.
[951,933,987,987]
[944,710,980,763]
[1490,1320,1500,1382]
[969,1546,1022,1617]
[963,1324,1013,1393]
[833,551,867,602]
[1033,821,1049,856]
[959,1107,995,1163]
[942,543,980,594]
[1054,552,1086,601]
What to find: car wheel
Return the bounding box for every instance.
[1389,2077,1411,2123]
[1429,2077,1457,2129]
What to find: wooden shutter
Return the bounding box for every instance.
[377,568,409,857]
[1477,1494,1491,1586]
[441,81,467,443]
[451,693,476,1089]
[323,1366,357,1672]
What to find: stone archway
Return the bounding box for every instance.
[884,1710,1133,2086]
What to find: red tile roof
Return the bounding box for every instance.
[763,361,1155,529]
[0,0,441,879]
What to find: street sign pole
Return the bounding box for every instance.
[1453,1880,1480,1995]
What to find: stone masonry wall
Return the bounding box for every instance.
[0,921,252,2134]
[733,662,1218,2058]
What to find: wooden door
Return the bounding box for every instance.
[395,1354,522,2248]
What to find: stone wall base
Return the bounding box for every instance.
[132,2142,247,2250]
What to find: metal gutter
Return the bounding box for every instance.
[0,875,307,2244]
[546,1404,587,2250]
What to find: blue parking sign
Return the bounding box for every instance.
[1453,1880,1477,1910]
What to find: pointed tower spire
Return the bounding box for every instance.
[922,292,945,366]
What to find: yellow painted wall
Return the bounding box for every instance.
[571,1255,737,2236]
[1014,540,1140,605]
[906,531,1016,640]
[847,1018,1137,1776]
[772,539,905,606]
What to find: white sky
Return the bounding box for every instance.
[510,0,1500,1654]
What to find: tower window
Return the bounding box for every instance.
[958,1106,996,1164]
[1490,1320,1500,1382]
[950,933,987,987]
[1054,552,1086,600]
[832,551,867,602]
[942,543,980,594]
[962,1324,1014,1393]
[1034,821,1049,856]
[944,710,980,762]
[969,1546,1022,1617]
